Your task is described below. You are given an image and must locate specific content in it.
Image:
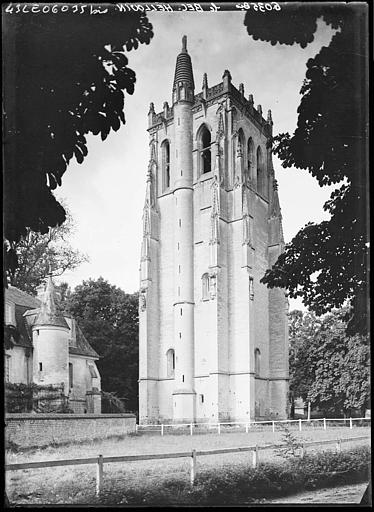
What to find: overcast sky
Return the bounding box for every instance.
[57,10,336,309]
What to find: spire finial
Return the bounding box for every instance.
[182,35,187,52]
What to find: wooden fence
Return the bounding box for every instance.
[136,417,370,435]
[5,434,370,496]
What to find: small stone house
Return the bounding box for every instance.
[4,277,101,413]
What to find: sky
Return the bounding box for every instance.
[57,9,337,310]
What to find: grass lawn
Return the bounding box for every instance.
[6,425,371,505]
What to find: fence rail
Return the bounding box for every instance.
[136,417,370,435]
[6,434,370,496]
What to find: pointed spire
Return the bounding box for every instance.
[257,104,262,116]
[239,83,245,96]
[267,109,273,125]
[34,274,69,329]
[222,69,232,91]
[148,102,155,128]
[202,72,208,90]
[182,34,187,52]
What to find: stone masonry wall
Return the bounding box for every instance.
[5,413,136,449]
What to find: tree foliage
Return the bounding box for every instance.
[244,3,369,335]
[3,7,153,260]
[6,207,88,295]
[64,278,139,413]
[289,309,370,416]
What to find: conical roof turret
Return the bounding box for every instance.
[172,35,195,103]
[34,273,69,329]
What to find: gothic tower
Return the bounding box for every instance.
[139,37,289,424]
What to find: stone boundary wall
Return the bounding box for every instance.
[5,413,136,449]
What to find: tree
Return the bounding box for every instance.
[3,6,153,266]
[65,278,139,413]
[289,308,370,417]
[244,3,369,335]
[6,207,88,295]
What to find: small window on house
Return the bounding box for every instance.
[69,362,73,389]
[166,349,175,378]
[200,394,204,404]
[161,140,170,191]
[39,362,43,372]
[202,273,210,300]
[254,348,261,377]
[199,125,211,174]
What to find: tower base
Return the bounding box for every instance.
[172,389,196,423]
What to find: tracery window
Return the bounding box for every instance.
[256,146,265,196]
[246,138,254,183]
[199,125,212,174]
[161,140,170,191]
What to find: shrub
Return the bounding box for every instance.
[95,445,371,505]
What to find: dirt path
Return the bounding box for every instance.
[264,482,368,504]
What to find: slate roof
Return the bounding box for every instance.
[6,287,41,309]
[69,325,99,359]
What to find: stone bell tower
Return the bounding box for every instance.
[139,36,289,424]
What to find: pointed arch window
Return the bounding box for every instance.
[256,146,265,197]
[166,349,175,378]
[254,348,261,377]
[199,126,212,174]
[202,273,210,300]
[246,138,254,183]
[161,140,170,191]
[235,129,245,179]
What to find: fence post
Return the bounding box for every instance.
[217,423,221,435]
[252,445,258,468]
[336,439,341,453]
[272,421,275,433]
[323,418,326,430]
[299,419,302,432]
[349,418,353,429]
[246,423,249,434]
[96,455,104,496]
[190,449,197,485]
[190,423,193,436]
[161,424,164,436]
[300,443,305,459]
